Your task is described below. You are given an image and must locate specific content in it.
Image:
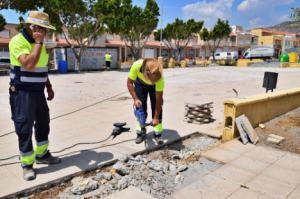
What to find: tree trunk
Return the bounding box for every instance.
[212,50,216,63]
[176,48,181,62]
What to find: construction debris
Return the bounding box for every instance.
[266,134,285,145]
[235,114,259,145]
[184,102,214,124]
[258,123,265,129]
[49,135,221,199]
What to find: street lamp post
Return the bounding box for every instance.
[159,1,163,57]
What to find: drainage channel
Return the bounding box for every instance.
[21,133,222,199]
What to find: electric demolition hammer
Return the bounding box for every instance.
[134,106,152,129]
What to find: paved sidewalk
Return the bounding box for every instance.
[173,140,300,199]
[1,67,300,197]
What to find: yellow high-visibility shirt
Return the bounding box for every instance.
[128,59,165,92]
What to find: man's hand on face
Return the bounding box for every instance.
[30,25,46,43]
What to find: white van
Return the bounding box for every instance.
[209,51,238,61]
[243,46,274,60]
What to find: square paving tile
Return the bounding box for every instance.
[202,147,240,163]
[231,156,270,174]
[246,174,295,198]
[274,153,300,172]
[212,164,256,184]
[173,173,240,199]
[227,188,272,199]
[287,186,300,199]
[244,146,286,164]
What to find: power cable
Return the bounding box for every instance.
[0,136,133,167]
[0,91,127,138]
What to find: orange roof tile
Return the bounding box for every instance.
[106,40,126,46]
[0,37,11,45]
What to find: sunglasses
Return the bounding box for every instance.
[30,24,46,31]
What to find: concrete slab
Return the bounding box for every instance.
[227,188,272,199]
[212,164,256,184]
[201,147,240,163]
[105,186,155,199]
[243,146,286,164]
[231,156,269,174]
[246,174,295,198]
[262,165,300,186]
[173,173,240,199]
[274,153,300,172]
[202,139,254,163]
[287,185,300,199]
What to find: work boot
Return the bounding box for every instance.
[154,134,164,145]
[23,166,36,181]
[135,128,146,144]
[36,151,61,165]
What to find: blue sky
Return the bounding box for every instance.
[1,0,299,29]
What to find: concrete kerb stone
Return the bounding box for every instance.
[4,131,209,198]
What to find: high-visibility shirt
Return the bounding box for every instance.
[128,59,165,92]
[9,28,49,91]
[105,53,112,62]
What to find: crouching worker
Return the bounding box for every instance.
[9,11,61,181]
[127,59,164,144]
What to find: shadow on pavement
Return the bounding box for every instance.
[36,150,113,174]
[144,129,184,151]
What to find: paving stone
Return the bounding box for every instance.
[227,188,272,199]
[218,139,255,154]
[246,174,295,198]
[266,136,282,144]
[235,114,259,144]
[243,146,286,164]
[231,156,269,174]
[202,147,240,163]
[173,173,240,199]
[263,165,300,186]
[287,186,300,199]
[268,134,285,141]
[212,164,255,184]
[275,153,300,172]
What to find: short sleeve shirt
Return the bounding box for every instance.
[128,59,164,92]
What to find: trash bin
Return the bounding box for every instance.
[280,53,289,62]
[263,72,278,93]
[288,52,298,63]
[58,60,68,73]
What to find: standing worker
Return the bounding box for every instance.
[127,59,165,144]
[104,51,112,70]
[9,11,61,181]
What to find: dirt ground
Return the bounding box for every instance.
[255,106,300,154]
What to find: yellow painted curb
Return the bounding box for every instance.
[223,87,300,141]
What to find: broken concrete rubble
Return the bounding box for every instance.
[37,135,220,199]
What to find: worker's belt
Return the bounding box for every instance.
[10,65,48,91]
